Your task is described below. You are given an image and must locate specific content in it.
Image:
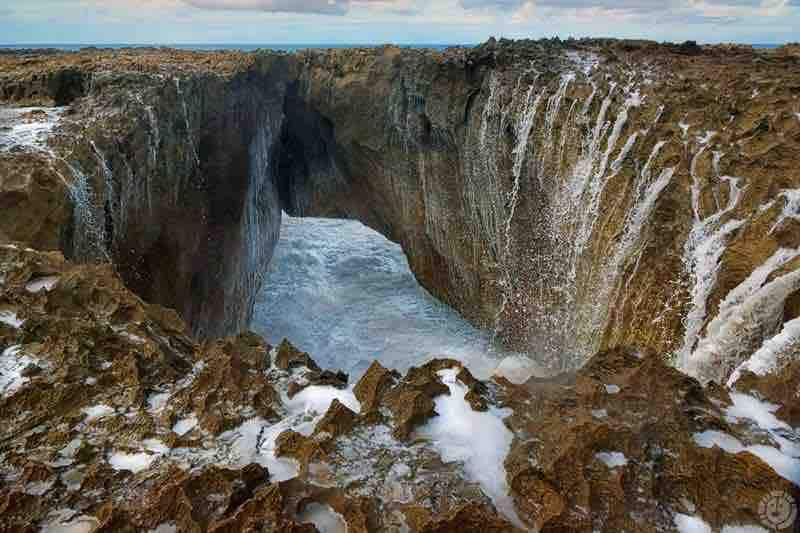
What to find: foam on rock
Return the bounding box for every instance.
[416,368,523,528]
[0,345,35,397]
[297,503,348,533]
[108,452,157,473]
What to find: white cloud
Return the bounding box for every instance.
[461,0,794,22]
[180,0,422,14]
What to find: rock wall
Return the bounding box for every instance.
[2,42,799,384]
[1,50,293,339]
[277,40,800,379]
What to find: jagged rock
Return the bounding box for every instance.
[169,332,278,434]
[288,369,349,399]
[0,152,69,250]
[2,42,799,385]
[353,360,399,412]
[417,503,519,533]
[501,347,797,531]
[314,399,359,439]
[381,360,455,440]
[275,338,321,372]
[734,360,800,426]
[1,41,800,533]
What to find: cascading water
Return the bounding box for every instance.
[687,248,800,383]
[0,106,108,261]
[63,161,109,262]
[175,78,200,167]
[222,119,283,338]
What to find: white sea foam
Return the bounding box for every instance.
[596,451,627,468]
[298,503,348,533]
[0,310,24,328]
[728,317,800,385]
[81,404,115,422]
[674,513,712,533]
[416,368,523,528]
[25,275,59,293]
[0,345,35,397]
[108,452,157,473]
[172,414,198,436]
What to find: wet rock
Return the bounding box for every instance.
[501,347,797,531]
[734,360,800,427]
[288,369,349,399]
[353,360,399,412]
[170,332,278,434]
[0,152,69,251]
[380,362,454,440]
[275,338,321,372]
[3,41,800,378]
[314,399,359,439]
[417,503,520,532]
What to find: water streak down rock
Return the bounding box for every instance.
[1,41,799,384]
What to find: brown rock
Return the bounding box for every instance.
[275,339,320,372]
[353,360,399,412]
[314,399,359,439]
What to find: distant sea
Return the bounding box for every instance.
[0,44,462,52]
[0,43,786,52]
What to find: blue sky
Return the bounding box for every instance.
[1,0,798,44]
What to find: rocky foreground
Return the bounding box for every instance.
[1,245,798,532]
[1,40,800,531]
[1,41,799,375]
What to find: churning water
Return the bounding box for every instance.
[252,215,540,381]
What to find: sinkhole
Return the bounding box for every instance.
[251,214,543,382]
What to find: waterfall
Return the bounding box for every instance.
[145,105,160,168]
[609,166,675,288]
[63,162,108,262]
[537,73,574,187]
[769,189,800,234]
[677,218,744,370]
[728,316,800,386]
[175,78,200,167]
[688,259,800,383]
[493,82,546,337]
[466,71,504,263]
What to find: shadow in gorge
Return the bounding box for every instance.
[250,214,541,380]
[267,83,543,381]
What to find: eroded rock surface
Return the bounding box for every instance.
[2,246,799,532]
[2,42,799,386]
[2,41,800,532]
[0,247,516,531]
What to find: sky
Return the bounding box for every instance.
[1,0,798,45]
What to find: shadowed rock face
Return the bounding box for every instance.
[1,42,799,387]
[1,50,293,339]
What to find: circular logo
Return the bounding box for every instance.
[759,490,798,530]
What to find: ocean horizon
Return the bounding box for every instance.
[0,43,463,52]
[0,42,785,52]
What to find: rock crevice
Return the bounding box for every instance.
[2,42,799,385]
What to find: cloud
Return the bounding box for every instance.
[181,0,419,14]
[459,0,794,22]
[183,0,349,14]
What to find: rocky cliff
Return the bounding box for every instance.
[4,41,798,386]
[279,40,800,381]
[1,49,291,339]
